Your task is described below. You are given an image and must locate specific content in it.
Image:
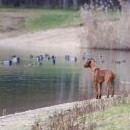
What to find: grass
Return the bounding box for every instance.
[0,8,81,31]
[0,7,123,33]
[25,9,81,31]
[31,95,130,130]
[91,103,130,130]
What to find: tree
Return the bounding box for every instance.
[73,0,78,9]
[63,0,68,8]
[58,0,63,8]
[0,0,125,9]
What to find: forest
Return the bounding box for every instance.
[0,0,123,10]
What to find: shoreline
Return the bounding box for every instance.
[0,99,94,130]
[0,95,129,130]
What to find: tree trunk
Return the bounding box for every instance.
[63,0,68,8]
[73,0,78,9]
[25,0,30,7]
[44,0,51,8]
[58,0,63,8]
[0,0,1,6]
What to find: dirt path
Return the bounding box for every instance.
[0,27,82,56]
[0,12,28,38]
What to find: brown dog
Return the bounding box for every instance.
[84,58,116,99]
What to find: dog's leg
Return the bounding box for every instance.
[98,83,102,99]
[106,83,110,98]
[94,82,98,99]
[111,81,114,97]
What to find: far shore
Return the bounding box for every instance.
[0,27,82,57]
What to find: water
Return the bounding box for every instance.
[0,47,130,116]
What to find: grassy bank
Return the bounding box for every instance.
[0,8,81,33]
[93,103,130,129]
[32,95,130,130]
[0,8,121,33]
[26,9,81,31]
[0,95,129,130]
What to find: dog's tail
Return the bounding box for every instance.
[111,72,116,84]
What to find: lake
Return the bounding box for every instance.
[0,46,130,116]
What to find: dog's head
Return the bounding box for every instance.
[84,58,95,68]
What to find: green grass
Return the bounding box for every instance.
[32,97,130,130]
[0,7,122,32]
[85,103,130,130]
[26,9,121,31]
[69,102,130,130]
[25,9,81,31]
[0,7,122,35]
[0,8,81,31]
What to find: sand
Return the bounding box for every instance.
[0,27,83,56]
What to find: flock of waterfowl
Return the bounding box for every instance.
[0,52,126,67]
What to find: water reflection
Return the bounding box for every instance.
[0,47,130,115]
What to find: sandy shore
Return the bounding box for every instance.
[0,27,83,57]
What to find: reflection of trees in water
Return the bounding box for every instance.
[79,68,93,99]
[0,73,28,115]
[55,71,80,103]
[0,63,82,115]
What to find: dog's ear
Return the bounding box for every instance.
[87,60,91,67]
[84,59,91,68]
[84,58,95,68]
[88,58,95,62]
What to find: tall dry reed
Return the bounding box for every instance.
[80,3,130,50]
